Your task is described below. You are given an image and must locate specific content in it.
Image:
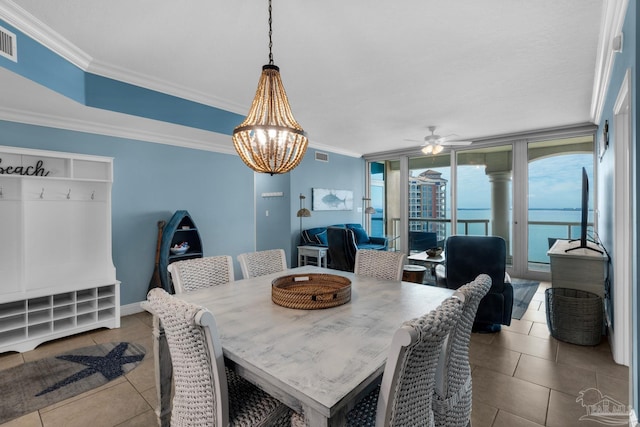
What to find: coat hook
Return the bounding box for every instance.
[67,189,71,199]
[91,190,95,200]
[40,188,45,199]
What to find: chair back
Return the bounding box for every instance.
[354,249,406,281]
[444,235,506,292]
[433,274,492,426]
[376,296,463,426]
[168,256,234,294]
[237,249,287,279]
[326,227,358,272]
[143,288,228,427]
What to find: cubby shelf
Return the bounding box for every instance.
[0,146,119,353]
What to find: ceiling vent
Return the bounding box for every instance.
[0,26,17,62]
[315,151,329,162]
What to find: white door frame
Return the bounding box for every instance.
[610,68,632,366]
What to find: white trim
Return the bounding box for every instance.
[120,301,146,317]
[590,0,629,124]
[0,106,238,155]
[610,68,632,366]
[629,408,637,426]
[0,0,92,68]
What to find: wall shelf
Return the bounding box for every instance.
[158,210,203,293]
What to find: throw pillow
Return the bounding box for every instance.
[351,227,370,245]
[315,230,328,245]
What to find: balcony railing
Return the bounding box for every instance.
[374,217,587,264]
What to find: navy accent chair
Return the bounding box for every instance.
[326,227,358,272]
[439,235,513,331]
[409,231,438,253]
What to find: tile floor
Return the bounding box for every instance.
[0,282,629,427]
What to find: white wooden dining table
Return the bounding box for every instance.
[150,265,454,427]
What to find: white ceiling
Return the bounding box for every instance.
[0,0,606,157]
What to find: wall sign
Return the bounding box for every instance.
[0,158,51,176]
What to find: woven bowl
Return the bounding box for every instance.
[426,247,443,257]
[272,273,351,310]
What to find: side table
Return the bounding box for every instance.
[297,245,328,268]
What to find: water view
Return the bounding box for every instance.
[371,208,592,264]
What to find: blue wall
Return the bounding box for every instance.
[597,0,638,414]
[0,120,364,305]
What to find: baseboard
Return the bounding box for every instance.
[120,301,146,317]
[630,408,637,426]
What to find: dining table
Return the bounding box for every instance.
[150,265,454,427]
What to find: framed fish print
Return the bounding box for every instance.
[312,188,353,211]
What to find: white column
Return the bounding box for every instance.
[487,171,512,251]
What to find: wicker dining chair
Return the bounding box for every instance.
[354,249,407,281]
[168,256,234,294]
[433,274,492,427]
[237,249,288,279]
[291,295,463,427]
[143,288,292,427]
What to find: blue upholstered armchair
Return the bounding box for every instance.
[437,235,513,332]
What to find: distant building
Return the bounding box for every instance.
[409,170,447,238]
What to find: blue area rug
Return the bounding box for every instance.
[0,342,145,424]
[511,279,540,320]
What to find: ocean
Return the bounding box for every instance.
[371,208,591,263]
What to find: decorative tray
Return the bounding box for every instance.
[272,273,351,310]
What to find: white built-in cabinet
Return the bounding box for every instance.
[0,146,119,353]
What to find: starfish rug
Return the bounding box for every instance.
[0,342,145,424]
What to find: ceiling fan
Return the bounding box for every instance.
[406,126,473,155]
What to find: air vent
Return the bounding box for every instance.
[315,151,329,162]
[0,26,17,62]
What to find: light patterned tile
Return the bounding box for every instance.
[547,389,592,427]
[0,352,24,370]
[470,399,497,427]
[514,354,596,396]
[469,340,521,376]
[40,381,151,427]
[502,318,533,335]
[472,367,550,425]
[493,410,545,427]
[0,412,42,427]
[557,341,629,380]
[596,372,629,405]
[492,329,558,361]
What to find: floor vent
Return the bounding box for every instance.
[315,151,329,162]
[0,26,17,62]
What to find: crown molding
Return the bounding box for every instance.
[0,0,248,116]
[0,1,92,68]
[0,106,237,155]
[590,0,629,124]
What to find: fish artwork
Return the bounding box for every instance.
[322,192,347,208]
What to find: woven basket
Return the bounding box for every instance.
[545,287,603,346]
[272,273,351,310]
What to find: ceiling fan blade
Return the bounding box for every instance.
[441,140,473,146]
[403,138,423,143]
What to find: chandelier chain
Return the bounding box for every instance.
[268,0,274,65]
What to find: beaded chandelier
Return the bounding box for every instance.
[232,0,308,175]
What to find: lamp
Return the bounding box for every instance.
[362,197,376,226]
[297,193,311,237]
[232,0,309,175]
